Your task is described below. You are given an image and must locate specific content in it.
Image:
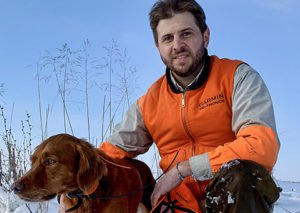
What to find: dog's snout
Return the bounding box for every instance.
[12,181,25,194]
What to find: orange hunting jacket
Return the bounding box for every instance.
[100,51,280,212]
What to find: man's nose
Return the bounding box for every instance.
[173,36,185,51]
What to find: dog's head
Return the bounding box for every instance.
[12,134,107,201]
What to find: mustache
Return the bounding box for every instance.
[172,48,191,58]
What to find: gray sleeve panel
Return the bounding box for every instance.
[189,153,214,181]
[232,64,279,140]
[106,101,153,156]
[189,64,280,180]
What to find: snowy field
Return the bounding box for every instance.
[0,180,299,212]
[274,181,300,213]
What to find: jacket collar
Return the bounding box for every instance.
[166,49,211,94]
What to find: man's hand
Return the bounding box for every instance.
[151,161,192,206]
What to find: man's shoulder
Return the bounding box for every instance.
[209,55,259,80]
[234,63,260,81]
[210,55,244,67]
[146,74,167,93]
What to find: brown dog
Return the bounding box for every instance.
[12,134,155,213]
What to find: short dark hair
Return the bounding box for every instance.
[149,0,208,44]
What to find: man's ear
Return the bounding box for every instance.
[203,27,210,48]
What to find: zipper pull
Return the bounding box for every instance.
[182,92,186,107]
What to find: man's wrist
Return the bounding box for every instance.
[176,161,192,180]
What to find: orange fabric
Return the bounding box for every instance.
[99,141,134,159]
[138,56,279,173]
[138,56,279,211]
[150,180,210,213]
[96,152,133,169]
[151,182,203,213]
[208,125,279,172]
[100,55,280,212]
[138,56,241,171]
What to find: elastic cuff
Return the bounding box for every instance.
[189,153,214,181]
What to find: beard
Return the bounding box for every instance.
[161,45,205,78]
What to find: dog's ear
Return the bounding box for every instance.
[75,140,107,194]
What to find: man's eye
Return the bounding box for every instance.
[162,36,173,43]
[44,159,56,166]
[183,32,192,37]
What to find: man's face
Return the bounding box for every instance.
[156,12,209,79]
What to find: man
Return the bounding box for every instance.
[100,0,280,212]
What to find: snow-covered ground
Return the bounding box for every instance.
[0,180,299,212]
[274,181,300,213]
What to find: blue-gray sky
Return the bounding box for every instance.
[1,0,300,181]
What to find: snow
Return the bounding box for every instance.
[220,159,241,170]
[227,191,235,204]
[274,181,300,212]
[0,180,299,212]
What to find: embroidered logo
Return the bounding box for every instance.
[199,93,225,110]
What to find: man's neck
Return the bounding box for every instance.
[170,63,205,91]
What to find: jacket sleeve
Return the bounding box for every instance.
[189,64,280,180]
[99,100,153,158]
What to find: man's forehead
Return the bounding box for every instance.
[156,12,199,36]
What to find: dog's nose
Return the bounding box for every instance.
[12,181,25,193]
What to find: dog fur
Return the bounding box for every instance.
[12,134,155,213]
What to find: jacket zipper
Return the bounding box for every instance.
[182,92,200,187]
[181,92,196,156]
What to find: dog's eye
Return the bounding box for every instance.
[44,159,56,166]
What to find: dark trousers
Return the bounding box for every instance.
[205,159,280,213]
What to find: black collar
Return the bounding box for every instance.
[166,49,211,94]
